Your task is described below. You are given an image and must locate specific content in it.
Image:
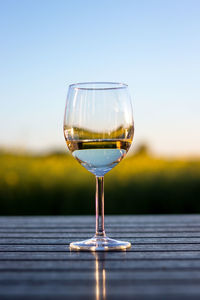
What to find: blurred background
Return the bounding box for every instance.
[0,0,200,215]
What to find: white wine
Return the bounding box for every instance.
[65,139,131,176]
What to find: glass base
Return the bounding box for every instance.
[70,235,131,251]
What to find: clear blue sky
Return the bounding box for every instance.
[0,0,199,156]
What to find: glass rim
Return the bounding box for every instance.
[69,82,128,90]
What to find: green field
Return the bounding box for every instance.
[0,150,200,215]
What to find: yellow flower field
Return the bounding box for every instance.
[0,151,200,215]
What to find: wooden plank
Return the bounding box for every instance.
[1,244,200,251]
[0,296,198,300]
[0,215,200,223]
[1,223,200,228]
[0,216,200,228]
[1,282,200,297]
[2,276,200,285]
[2,270,200,281]
[1,251,200,260]
[2,260,200,270]
[1,232,200,238]
[0,280,200,290]
[1,237,200,244]
[2,227,200,233]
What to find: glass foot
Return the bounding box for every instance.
[70,235,131,251]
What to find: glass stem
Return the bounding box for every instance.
[95,176,105,237]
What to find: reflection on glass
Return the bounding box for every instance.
[94,253,107,300]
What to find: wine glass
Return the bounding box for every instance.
[64,82,134,251]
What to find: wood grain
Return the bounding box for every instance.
[1,215,200,299]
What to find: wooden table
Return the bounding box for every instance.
[1,215,200,299]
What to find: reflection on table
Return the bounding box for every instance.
[94,253,106,300]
